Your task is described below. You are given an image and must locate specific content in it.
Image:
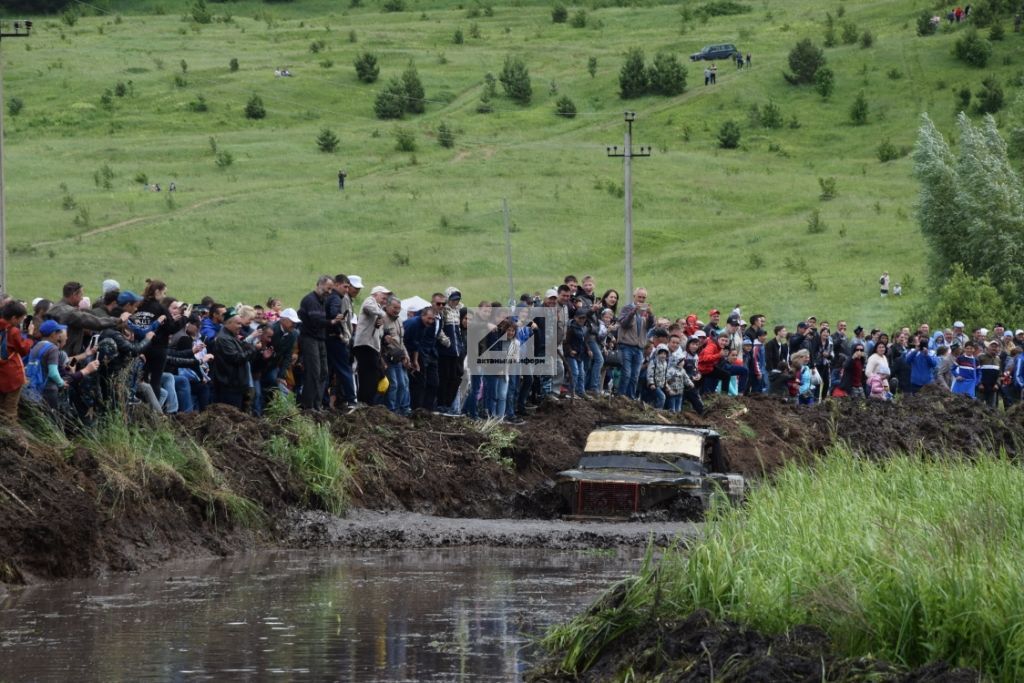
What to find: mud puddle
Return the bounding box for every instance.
[0,548,641,682]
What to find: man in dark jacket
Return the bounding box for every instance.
[404,305,441,412]
[297,275,333,410]
[48,281,126,355]
[325,275,356,409]
[210,312,257,410]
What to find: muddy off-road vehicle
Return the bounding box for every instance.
[555,424,744,518]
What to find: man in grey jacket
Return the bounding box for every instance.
[353,285,390,405]
[615,287,654,399]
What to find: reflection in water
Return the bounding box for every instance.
[0,548,639,682]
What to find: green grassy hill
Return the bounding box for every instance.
[3,0,1021,324]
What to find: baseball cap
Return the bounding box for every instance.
[116,290,143,306]
[695,330,707,338]
[348,275,364,289]
[709,308,720,316]
[280,307,300,323]
[39,320,67,336]
[370,285,391,296]
[101,279,120,294]
[1016,329,1024,336]
[1004,330,1013,337]
[655,343,669,353]
[953,321,965,328]
[573,308,588,318]
[797,321,809,329]
[742,337,753,346]
[979,328,989,336]
[726,316,740,326]
[545,288,558,298]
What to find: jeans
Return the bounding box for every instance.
[645,386,666,409]
[173,373,193,413]
[505,374,520,418]
[666,394,682,413]
[568,356,587,396]
[586,339,604,393]
[487,376,509,419]
[616,345,644,399]
[464,374,484,418]
[159,372,178,414]
[326,337,356,405]
[385,361,410,415]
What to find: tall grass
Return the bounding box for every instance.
[546,448,1024,681]
[78,412,262,525]
[266,393,352,515]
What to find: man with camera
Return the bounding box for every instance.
[905,337,939,394]
[615,287,655,399]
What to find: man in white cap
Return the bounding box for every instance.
[102,279,120,295]
[952,321,968,347]
[264,307,300,398]
[353,284,390,405]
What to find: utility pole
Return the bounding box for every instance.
[606,111,650,297]
[502,198,515,307]
[0,20,32,295]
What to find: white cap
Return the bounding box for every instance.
[102,279,120,294]
[979,327,989,336]
[953,320,965,328]
[280,307,300,323]
[655,343,669,353]
[348,275,364,289]
[1016,329,1024,336]
[545,288,558,298]
[370,285,391,295]
[31,297,43,307]
[695,330,707,338]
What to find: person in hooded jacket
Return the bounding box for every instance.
[0,301,34,422]
[905,338,939,394]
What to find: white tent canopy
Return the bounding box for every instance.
[400,295,431,320]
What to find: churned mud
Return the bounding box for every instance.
[3,390,1024,583]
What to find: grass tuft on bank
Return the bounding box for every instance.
[545,448,1024,681]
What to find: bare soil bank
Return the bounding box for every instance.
[3,388,1023,583]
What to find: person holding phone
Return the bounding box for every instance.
[614,287,655,399]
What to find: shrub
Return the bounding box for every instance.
[850,90,869,125]
[476,93,494,114]
[191,0,212,24]
[244,94,266,120]
[382,0,405,11]
[718,120,741,149]
[173,74,187,88]
[555,95,577,118]
[648,52,687,96]
[954,29,992,68]
[587,56,598,78]
[100,89,114,109]
[975,76,1004,114]
[354,52,379,83]
[180,59,188,74]
[114,81,128,97]
[619,47,649,99]
[697,1,751,17]
[860,29,874,48]
[483,72,498,99]
[759,99,783,128]
[61,7,79,26]
[840,21,858,44]
[401,62,426,114]
[309,39,325,54]
[807,208,827,233]
[453,27,464,44]
[187,94,208,112]
[374,78,406,119]
[917,10,937,36]
[990,23,1004,41]
[499,55,532,104]
[469,22,480,38]
[887,68,903,80]
[134,172,149,185]
[814,66,835,99]
[215,150,233,168]
[786,38,825,85]
[818,176,837,200]
[877,138,910,163]
[320,59,334,69]
[437,121,455,148]
[229,57,239,72]
[552,4,568,22]
[957,86,972,110]
[317,127,340,153]
[394,127,416,152]
[7,97,24,116]
[570,9,587,28]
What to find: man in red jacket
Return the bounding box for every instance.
[0,301,35,423]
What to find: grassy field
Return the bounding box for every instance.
[544,449,1024,681]
[2,0,1023,325]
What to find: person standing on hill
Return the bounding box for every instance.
[134,279,184,400]
[0,301,34,422]
[710,63,717,84]
[879,271,890,297]
[298,275,334,409]
[354,285,390,406]
[704,66,711,86]
[615,288,654,399]
[338,170,347,190]
[210,311,257,410]
[325,275,356,410]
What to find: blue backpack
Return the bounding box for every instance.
[23,341,54,401]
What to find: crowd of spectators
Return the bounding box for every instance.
[0,273,1020,430]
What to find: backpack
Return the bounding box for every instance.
[0,327,8,363]
[23,341,54,401]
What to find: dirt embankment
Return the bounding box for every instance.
[3,389,1024,583]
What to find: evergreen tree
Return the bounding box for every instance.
[619,48,648,99]
[648,52,687,96]
[244,94,266,119]
[785,39,825,85]
[316,128,340,153]
[354,52,380,83]
[374,78,406,119]
[402,62,426,114]
[499,55,532,104]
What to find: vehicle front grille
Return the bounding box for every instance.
[574,481,639,516]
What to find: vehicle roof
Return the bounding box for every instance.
[585,424,719,458]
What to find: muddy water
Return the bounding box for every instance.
[0,548,639,682]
